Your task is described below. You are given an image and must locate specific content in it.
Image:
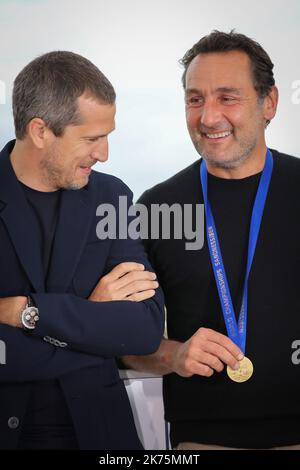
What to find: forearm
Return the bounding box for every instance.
[0,296,105,382]
[0,290,164,358]
[31,291,164,357]
[121,338,181,376]
[0,324,104,383]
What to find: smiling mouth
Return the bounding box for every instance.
[202,130,233,140]
[79,166,92,175]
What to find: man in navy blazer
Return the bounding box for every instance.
[0,51,164,450]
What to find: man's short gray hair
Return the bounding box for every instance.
[13,50,116,140]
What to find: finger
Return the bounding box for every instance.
[180,359,214,377]
[116,270,157,289]
[126,290,156,302]
[203,341,241,370]
[106,262,145,281]
[197,328,244,361]
[119,280,159,298]
[197,351,224,372]
[192,363,214,377]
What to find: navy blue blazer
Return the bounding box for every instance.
[0,140,164,450]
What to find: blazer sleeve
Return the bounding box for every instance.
[0,324,104,383]
[30,185,165,358]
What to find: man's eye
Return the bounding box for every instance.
[187,97,203,106]
[222,96,237,103]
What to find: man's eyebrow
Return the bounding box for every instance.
[185,88,202,95]
[82,135,102,139]
[185,87,243,95]
[216,87,243,94]
[82,128,115,139]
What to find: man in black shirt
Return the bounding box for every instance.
[123,31,300,449]
[0,51,164,450]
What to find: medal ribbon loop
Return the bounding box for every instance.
[200,149,273,353]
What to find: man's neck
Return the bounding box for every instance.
[206,146,267,179]
[10,140,55,192]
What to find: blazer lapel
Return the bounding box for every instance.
[0,141,45,292]
[46,185,94,293]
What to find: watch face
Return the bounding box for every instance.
[22,306,39,330]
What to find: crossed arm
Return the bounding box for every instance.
[0,262,163,382]
[0,262,158,329]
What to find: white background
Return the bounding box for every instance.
[0,0,299,449]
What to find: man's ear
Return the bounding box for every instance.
[263,86,279,124]
[26,118,52,149]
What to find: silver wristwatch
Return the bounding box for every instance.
[21,296,39,331]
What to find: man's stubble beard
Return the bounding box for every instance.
[195,135,258,170]
[40,147,83,191]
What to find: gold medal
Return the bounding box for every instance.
[227,356,254,383]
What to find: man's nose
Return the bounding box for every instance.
[91,138,109,162]
[200,100,223,130]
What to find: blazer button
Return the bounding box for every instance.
[8,416,19,429]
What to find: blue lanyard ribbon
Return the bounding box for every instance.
[200,149,273,353]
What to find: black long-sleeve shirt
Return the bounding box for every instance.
[17,183,78,450]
